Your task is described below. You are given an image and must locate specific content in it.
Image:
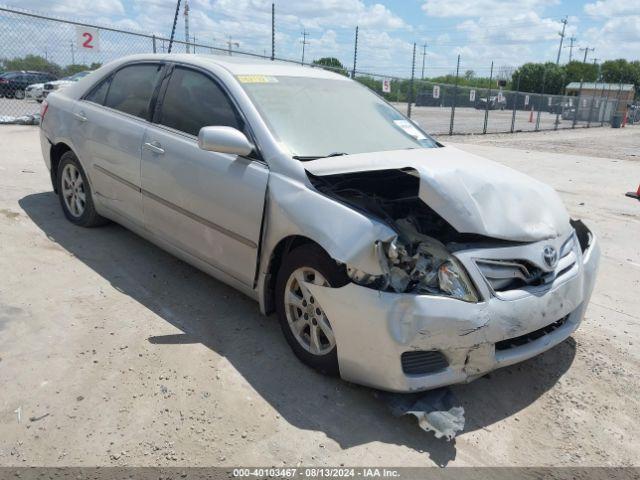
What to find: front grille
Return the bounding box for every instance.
[401,350,449,375]
[495,315,569,351]
[476,235,578,293]
[44,84,54,90]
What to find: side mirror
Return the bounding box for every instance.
[197,126,254,156]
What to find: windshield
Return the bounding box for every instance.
[238,75,438,158]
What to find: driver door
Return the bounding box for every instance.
[141,65,268,286]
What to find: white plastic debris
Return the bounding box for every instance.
[381,387,465,441]
[407,406,466,440]
[0,114,40,125]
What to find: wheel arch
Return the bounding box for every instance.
[49,142,72,193]
[261,234,325,315]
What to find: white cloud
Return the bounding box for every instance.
[581,16,640,61]
[453,12,574,46]
[421,0,558,18]
[584,0,638,18]
[6,0,125,17]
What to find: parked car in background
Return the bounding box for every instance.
[25,82,45,102]
[43,71,92,98]
[39,54,599,393]
[0,71,57,99]
[474,95,506,110]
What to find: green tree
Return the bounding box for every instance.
[62,64,91,76]
[564,61,598,83]
[511,62,567,94]
[312,57,348,76]
[1,55,61,77]
[600,59,640,86]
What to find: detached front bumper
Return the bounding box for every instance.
[306,230,600,392]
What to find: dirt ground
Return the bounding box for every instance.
[0,125,639,467]
[441,125,640,161]
[391,103,600,135]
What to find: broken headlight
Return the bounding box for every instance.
[377,237,478,302]
[347,218,478,301]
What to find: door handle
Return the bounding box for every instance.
[73,112,87,122]
[143,141,165,155]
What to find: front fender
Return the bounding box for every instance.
[257,172,395,312]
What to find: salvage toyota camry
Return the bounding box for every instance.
[39,54,600,392]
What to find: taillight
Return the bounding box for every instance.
[0,79,7,84]
[40,100,48,121]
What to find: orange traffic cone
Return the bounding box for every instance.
[626,184,640,200]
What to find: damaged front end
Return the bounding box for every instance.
[304,165,600,393]
[308,168,481,302]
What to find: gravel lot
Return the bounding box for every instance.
[0,125,638,467]
[392,103,599,135]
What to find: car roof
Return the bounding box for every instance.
[111,53,350,81]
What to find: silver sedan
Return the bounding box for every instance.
[39,54,600,392]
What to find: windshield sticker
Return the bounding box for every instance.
[236,75,279,84]
[393,120,426,140]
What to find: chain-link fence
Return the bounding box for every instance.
[0,6,630,134]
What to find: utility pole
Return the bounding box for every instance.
[168,0,182,53]
[449,53,461,135]
[407,42,416,118]
[580,46,594,63]
[300,30,309,65]
[565,36,576,62]
[184,0,190,54]
[271,3,275,61]
[556,16,567,65]
[352,26,358,79]
[70,42,75,64]
[421,42,427,79]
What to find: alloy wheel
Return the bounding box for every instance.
[284,267,335,355]
[61,163,86,218]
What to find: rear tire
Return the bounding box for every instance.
[275,244,349,376]
[57,151,108,227]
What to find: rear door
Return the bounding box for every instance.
[72,62,165,224]
[141,64,269,286]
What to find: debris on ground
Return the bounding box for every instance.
[0,114,40,125]
[379,388,465,440]
[29,413,50,422]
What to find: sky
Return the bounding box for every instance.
[3,0,640,77]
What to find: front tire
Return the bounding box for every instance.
[275,244,349,376]
[14,89,25,100]
[57,151,108,227]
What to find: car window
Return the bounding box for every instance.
[158,67,241,136]
[85,77,111,105]
[104,63,163,119]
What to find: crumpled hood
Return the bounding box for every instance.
[303,145,571,242]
